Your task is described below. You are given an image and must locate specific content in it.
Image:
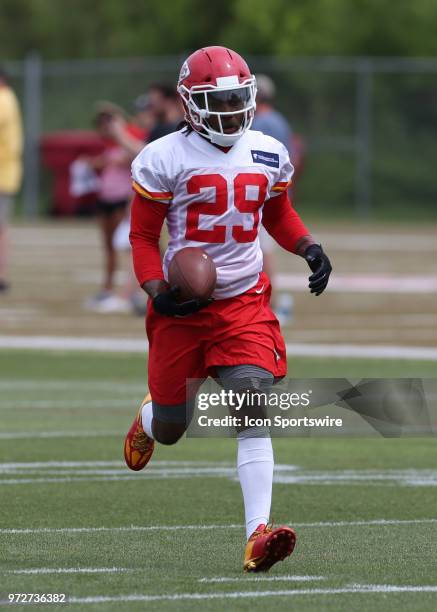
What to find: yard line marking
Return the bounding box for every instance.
[0,398,139,410]
[1,518,437,535]
[65,584,437,604]
[0,336,148,352]
[0,431,120,440]
[293,518,437,528]
[0,380,147,392]
[14,227,436,251]
[0,460,226,469]
[199,575,326,583]
[322,234,437,252]
[4,567,133,575]
[276,273,437,294]
[0,472,238,485]
[2,336,437,360]
[285,343,437,361]
[0,525,242,535]
[1,466,437,487]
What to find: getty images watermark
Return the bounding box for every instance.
[196,388,343,431]
[186,378,436,438]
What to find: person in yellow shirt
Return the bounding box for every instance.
[0,67,23,291]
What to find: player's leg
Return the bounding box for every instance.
[101,205,125,292]
[0,194,12,289]
[218,364,274,533]
[216,364,296,572]
[124,302,207,469]
[124,393,192,470]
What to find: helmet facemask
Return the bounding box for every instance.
[178,76,257,146]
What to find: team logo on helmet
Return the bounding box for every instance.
[178,61,190,83]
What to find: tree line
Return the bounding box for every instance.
[2,0,437,60]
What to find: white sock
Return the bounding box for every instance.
[237,428,273,540]
[141,401,155,440]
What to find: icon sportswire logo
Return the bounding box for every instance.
[251,150,280,168]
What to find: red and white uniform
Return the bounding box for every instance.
[132,128,293,299]
[130,129,310,405]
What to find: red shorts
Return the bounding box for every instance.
[146,272,287,405]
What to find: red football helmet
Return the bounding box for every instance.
[177,46,257,146]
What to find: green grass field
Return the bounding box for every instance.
[1,350,437,611]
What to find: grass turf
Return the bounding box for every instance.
[0,349,437,611]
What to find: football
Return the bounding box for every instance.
[168,247,216,302]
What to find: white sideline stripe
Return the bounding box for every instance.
[0,380,147,392]
[1,335,437,360]
[276,273,437,294]
[322,234,437,251]
[1,518,436,535]
[200,575,326,583]
[64,584,437,603]
[1,466,437,488]
[0,336,147,352]
[285,343,437,360]
[0,430,120,440]
[0,398,139,410]
[0,474,235,485]
[5,567,132,575]
[12,229,436,251]
[0,460,224,469]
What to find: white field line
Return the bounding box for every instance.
[62,584,437,604]
[0,430,120,440]
[285,343,437,360]
[276,273,437,294]
[0,398,139,410]
[0,460,225,469]
[75,269,437,288]
[1,465,437,487]
[0,336,147,352]
[5,567,132,575]
[1,518,437,536]
[0,380,147,392]
[11,229,437,251]
[2,335,437,360]
[0,476,427,487]
[322,234,437,251]
[3,569,322,580]
[199,575,326,583]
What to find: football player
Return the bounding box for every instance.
[124,46,332,572]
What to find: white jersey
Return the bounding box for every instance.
[131,129,293,299]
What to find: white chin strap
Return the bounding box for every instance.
[209,130,244,146]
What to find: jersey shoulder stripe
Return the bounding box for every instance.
[132,180,173,202]
[271,180,292,193]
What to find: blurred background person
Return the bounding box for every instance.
[83,102,135,313]
[105,93,155,156]
[252,74,293,150]
[105,83,183,155]
[147,83,184,142]
[0,67,22,293]
[253,74,296,325]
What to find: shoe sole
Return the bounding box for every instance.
[246,528,296,572]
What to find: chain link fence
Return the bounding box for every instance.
[6,55,437,220]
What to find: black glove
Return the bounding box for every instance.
[304,244,332,296]
[153,286,213,317]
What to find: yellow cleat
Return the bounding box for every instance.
[243,523,296,572]
[124,393,155,471]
